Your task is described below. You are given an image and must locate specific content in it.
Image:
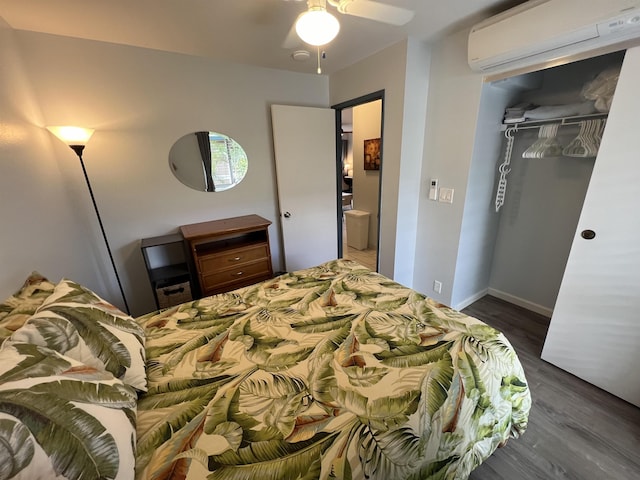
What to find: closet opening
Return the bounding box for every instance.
[459,49,625,318]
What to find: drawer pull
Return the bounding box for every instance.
[235,271,244,276]
[230,257,241,262]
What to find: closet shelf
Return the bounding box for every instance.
[501,112,608,131]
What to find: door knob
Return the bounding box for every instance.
[283,212,291,218]
[581,229,596,240]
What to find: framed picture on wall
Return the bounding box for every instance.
[364,138,381,170]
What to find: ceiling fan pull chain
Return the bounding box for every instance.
[318,47,329,74]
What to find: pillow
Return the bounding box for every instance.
[0,272,55,345]
[9,278,147,392]
[0,342,137,480]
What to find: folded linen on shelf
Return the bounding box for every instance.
[502,101,598,124]
[504,116,526,124]
[503,102,537,123]
[523,101,597,120]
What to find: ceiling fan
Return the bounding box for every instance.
[327,0,415,26]
[283,0,415,49]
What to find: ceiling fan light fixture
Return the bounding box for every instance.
[295,8,340,46]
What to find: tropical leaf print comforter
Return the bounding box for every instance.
[135,259,530,480]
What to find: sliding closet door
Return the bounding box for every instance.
[541,47,640,407]
[271,105,338,272]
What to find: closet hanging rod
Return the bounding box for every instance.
[501,112,608,131]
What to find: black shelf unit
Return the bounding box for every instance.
[141,233,193,310]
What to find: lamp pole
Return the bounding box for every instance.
[70,144,130,314]
[47,126,130,315]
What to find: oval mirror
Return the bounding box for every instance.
[169,131,248,192]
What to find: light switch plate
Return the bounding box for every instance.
[439,187,454,204]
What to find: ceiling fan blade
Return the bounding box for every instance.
[337,0,415,26]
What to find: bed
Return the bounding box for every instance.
[0,259,530,480]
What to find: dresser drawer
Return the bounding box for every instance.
[201,259,272,293]
[181,215,273,299]
[198,244,269,272]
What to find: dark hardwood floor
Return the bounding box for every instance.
[462,295,640,480]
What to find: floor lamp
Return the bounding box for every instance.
[46,126,130,314]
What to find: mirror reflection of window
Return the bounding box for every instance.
[209,133,248,191]
[169,131,248,192]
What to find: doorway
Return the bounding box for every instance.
[333,91,384,271]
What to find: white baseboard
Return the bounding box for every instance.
[453,288,489,311]
[487,288,553,318]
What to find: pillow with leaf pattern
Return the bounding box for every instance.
[0,272,55,345]
[0,342,137,480]
[8,278,147,392]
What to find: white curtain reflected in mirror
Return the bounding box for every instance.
[169,131,248,192]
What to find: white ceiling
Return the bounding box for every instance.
[0,0,524,75]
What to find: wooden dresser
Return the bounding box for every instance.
[180,215,273,297]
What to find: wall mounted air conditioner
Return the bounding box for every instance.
[468,0,640,75]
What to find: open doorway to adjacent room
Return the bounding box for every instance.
[333,91,383,271]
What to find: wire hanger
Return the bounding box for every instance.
[563,118,606,157]
[522,123,562,158]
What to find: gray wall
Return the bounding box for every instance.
[0,20,114,302]
[3,25,427,316]
[488,129,595,315]
[5,27,329,316]
[330,38,431,285]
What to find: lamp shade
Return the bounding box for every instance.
[47,126,95,146]
[295,9,340,46]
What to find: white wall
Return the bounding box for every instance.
[10,29,329,316]
[330,39,430,283]
[413,29,486,305]
[352,100,381,248]
[394,39,431,287]
[0,20,113,303]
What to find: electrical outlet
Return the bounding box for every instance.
[433,280,442,294]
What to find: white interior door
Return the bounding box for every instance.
[271,104,337,272]
[541,47,640,407]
